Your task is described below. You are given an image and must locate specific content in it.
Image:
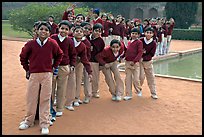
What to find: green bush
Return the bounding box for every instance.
[172,29,202,41]
[8,3,89,37]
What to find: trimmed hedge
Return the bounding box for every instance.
[172,29,202,41]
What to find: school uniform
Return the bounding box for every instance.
[50,34,77,112]
[101,20,114,46]
[95,44,124,97]
[19,37,63,128]
[48,21,59,35]
[87,34,105,97]
[69,37,92,103]
[82,37,93,99]
[140,37,157,96]
[124,39,143,96]
[111,21,125,41]
[166,22,175,54]
[162,23,168,55]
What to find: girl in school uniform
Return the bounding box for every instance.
[95,39,125,101]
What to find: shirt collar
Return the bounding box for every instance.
[73,37,81,47]
[144,37,153,45]
[58,34,66,42]
[36,38,48,47]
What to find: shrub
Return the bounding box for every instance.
[172,29,202,41]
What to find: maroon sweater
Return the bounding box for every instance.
[50,34,77,67]
[95,44,124,66]
[20,37,63,73]
[101,20,114,37]
[82,37,92,61]
[47,22,59,35]
[140,37,157,61]
[87,36,105,63]
[111,21,125,39]
[124,39,143,63]
[72,38,92,75]
[167,22,175,35]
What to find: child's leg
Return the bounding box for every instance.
[163,37,167,55]
[35,84,41,120]
[125,61,133,97]
[111,61,124,97]
[83,68,92,99]
[101,63,116,96]
[143,60,157,95]
[90,62,100,97]
[65,69,76,106]
[166,35,172,54]
[39,72,52,129]
[139,61,145,86]
[56,65,70,112]
[23,73,41,126]
[75,62,84,101]
[132,62,142,93]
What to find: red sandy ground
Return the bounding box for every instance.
[2,39,202,135]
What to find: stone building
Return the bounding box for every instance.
[128,2,166,20]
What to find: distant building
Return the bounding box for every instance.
[129,2,166,20]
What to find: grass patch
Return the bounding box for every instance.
[2,20,32,39]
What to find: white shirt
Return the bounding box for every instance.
[36,38,48,47]
[113,52,119,57]
[58,34,66,42]
[73,37,81,47]
[144,37,153,45]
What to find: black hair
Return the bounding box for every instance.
[33,21,41,28]
[110,39,121,47]
[101,13,108,20]
[93,23,103,31]
[131,27,140,34]
[80,21,91,27]
[58,20,72,29]
[73,25,83,32]
[75,14,85,20]
[144,26,154,32]
[49,15,54,19]
[37,21,51,32]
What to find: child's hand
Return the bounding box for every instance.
[88,74,92,82]
[105,64,110,68]
[70,66,75,71]
[26,71,30,80]
[130,61,135,66]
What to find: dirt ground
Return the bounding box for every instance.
[2,39,202,135]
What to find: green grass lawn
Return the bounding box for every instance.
[2,20,31,39]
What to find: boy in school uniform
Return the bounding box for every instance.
[47,15,59,35]
[139,27,158,99]
[19,21,63,135]
[87,23,105,98]
[121,27,143,101]
[95,39,125,101]
[50,20,77,115]
[166,18,175,54]
[81,22,93,103]
[66,26,93,108]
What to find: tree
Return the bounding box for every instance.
[165,2,198,29]
[8,3,89,37]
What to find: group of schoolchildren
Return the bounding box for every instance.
[18,5,173,134]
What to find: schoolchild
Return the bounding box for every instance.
[50,20,77,114]
[121,27,143,100]
[19,21,63,135]
[87,23,105,98]
[139,27,158,99]
[95,39,125,101]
